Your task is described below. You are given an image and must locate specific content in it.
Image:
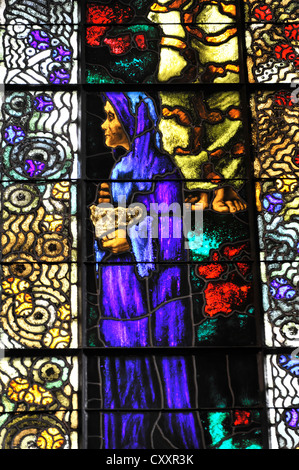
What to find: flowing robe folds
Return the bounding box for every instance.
[94,92,202,448]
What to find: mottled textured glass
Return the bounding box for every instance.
[87,409,263,449]
[245,0,299,22]
[251,90,299,179]
[85,1,239,83]
[247,24,299,83]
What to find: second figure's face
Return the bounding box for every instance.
[101,101,130,150]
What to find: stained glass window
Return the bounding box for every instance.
[0,356,78,449]
[247,0,299,450]
[0,0,298,452]
[0,0,80,449]
[0,0,78,85]
[85,0,240,84]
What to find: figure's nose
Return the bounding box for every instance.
[101,120,108,130]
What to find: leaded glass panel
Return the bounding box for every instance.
[0,1,79,84]
[0,356,78,448]
[0,0,296,451]
[85,1,239,84]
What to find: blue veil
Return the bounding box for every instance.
[102,91,179,203]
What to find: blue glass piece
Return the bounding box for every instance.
[159,357,193,409]
[262,192,284,213]
[52,45,72,62]
[100,318,149,347]
[49,68,71,85]
[100,264,148,319]
[4,125,26,144]
[100,412,202,449]
[279,354,299,376]
[285,409,299,428]
[28,29,50,50]
[102,413,153,449]
[152,299,193,347]
[34,95,55,113]
[101,357,160,409]
[4,93,32,118]
[269,278,296,300]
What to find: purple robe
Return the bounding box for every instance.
[94,92,202,448]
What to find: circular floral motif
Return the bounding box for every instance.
[0,414,68,449]
[262,192,284,213]
[275,43,296,61]
[48,67,71,84]
[253,5,273,21]
[34,233,69,261]
[284,409,299,429]
[285,24,299,41]
[51,181,71,200]
[6,136,68,179]
[28,29,50,50]
[25,302,54,332]
[32,358,68,389]
[0,296,54,349]
[280,320,299,341]
[270,277,296,300]
[51,45,72,62]
[0,288,69,349]
[37,428,66,449]
[2,254,40,282]
[4,92,32,118]
[4,126,26,145]
[3,184,40,214]
[34,94,55,113]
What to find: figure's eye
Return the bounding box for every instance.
[107,112,114,121]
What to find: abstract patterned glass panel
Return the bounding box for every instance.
[0,356,78,449]
[252,88,299,348]
[0,356,78,410]
[260,260,299,348]
[0,91,79,349]
[246,24,299,83]
[0,262,78,349]
[0,411,78,449]
[256,180,299,261]
[265,353,299,449]
[0,90,79,180]
[244,0,299,22]
[0,180,78,348]
[0,0,78,84]
[85,1,239,84]
[0,0,81,451]
[251,90,299,179]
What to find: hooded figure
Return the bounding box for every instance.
[92,92,203,448]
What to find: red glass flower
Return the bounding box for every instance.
[274,44,296,61]
[253,5,273,21]
[285,24,299,41]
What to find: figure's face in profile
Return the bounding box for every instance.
[101,101,130,150]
